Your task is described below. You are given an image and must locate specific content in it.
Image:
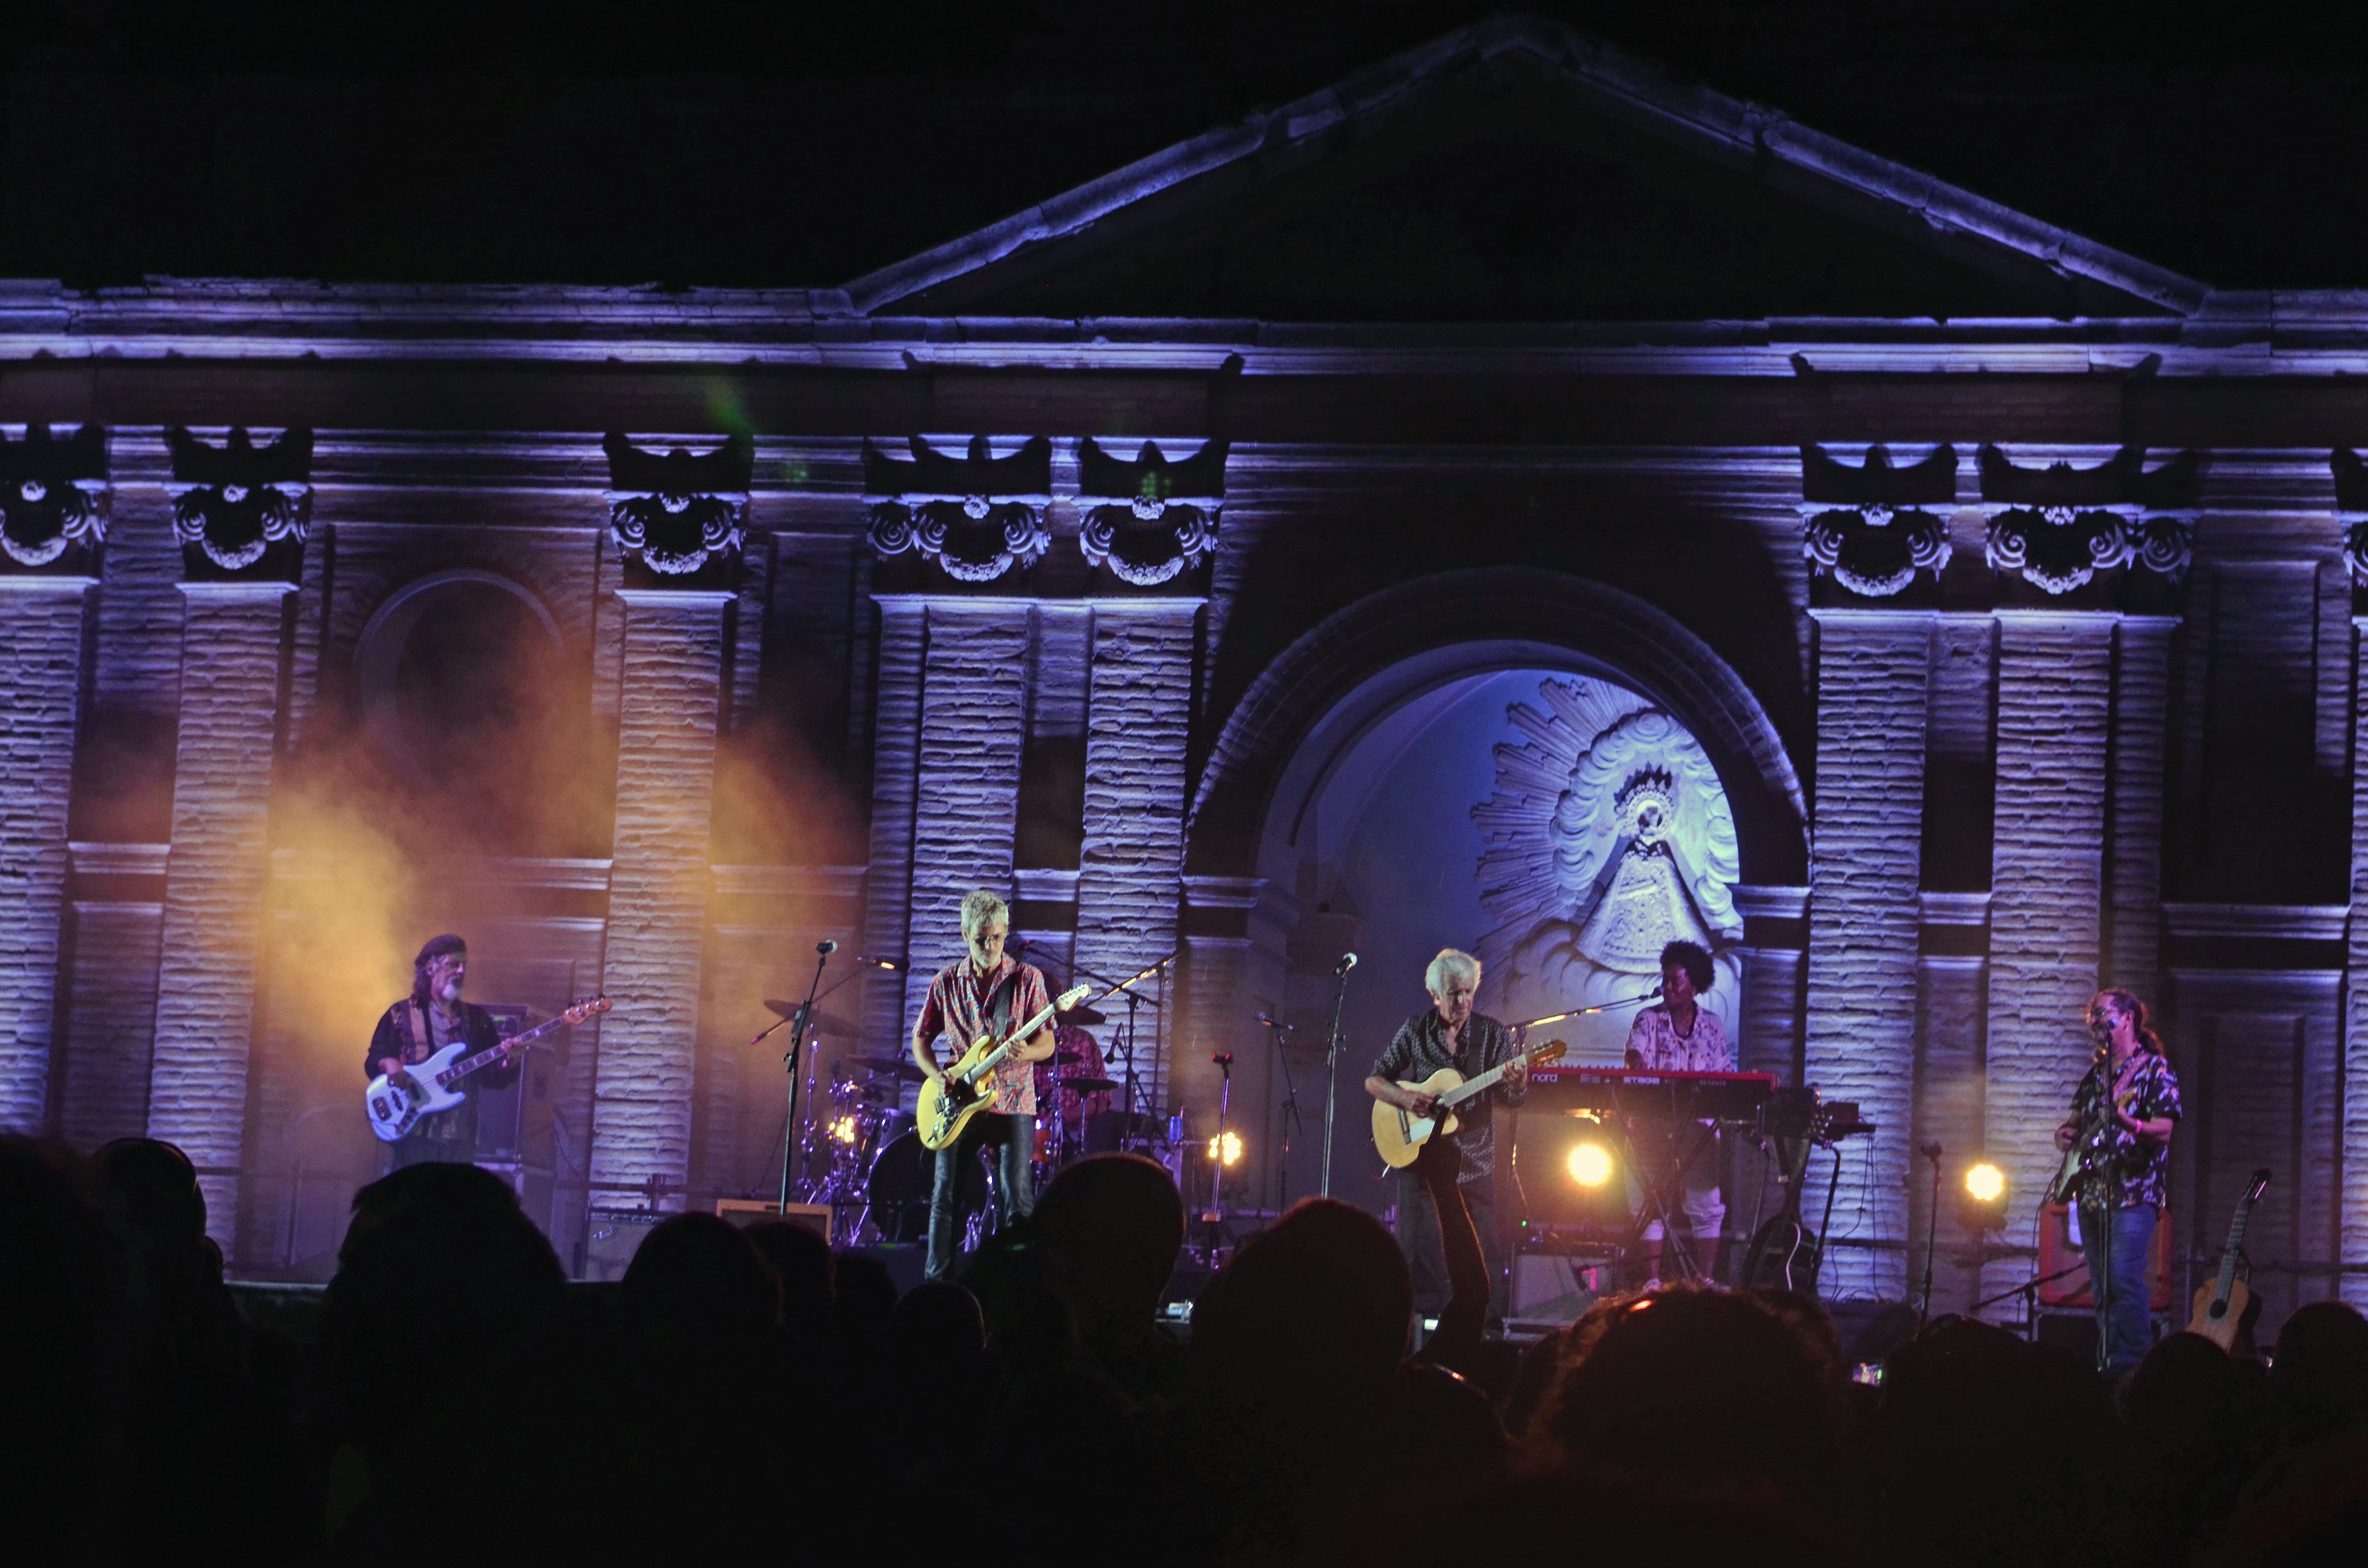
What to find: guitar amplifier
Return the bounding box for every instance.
[715,1199,833,1244]
[581,1209,666,1282]
[2034,1202,2174,1310]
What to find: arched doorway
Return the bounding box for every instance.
[1184,572,1806,1258]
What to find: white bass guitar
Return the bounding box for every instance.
[365,996,610,1142]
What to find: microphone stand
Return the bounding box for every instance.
[1263,1019,1303,1213]
[1319,960,1354,1199]
[1058,948,1178,1154]
[774,945,833,1212]
[1919,1142,1944,1322]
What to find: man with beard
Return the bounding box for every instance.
[367,933,516,1168]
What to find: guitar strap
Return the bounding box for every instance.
[983,968,1021,1037]
[402,1001,429,1059]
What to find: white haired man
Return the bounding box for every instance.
[911,889,1056,1280]
[1364,948,1527,1352]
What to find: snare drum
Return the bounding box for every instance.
[865,1122,984,1244]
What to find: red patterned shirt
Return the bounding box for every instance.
[914,955,1052,1117]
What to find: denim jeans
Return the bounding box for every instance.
[926,1110,1032,1281]
[2081,1201,2157,1374]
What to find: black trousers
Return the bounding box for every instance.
[1396,1137,1495,1368]
[925,1110,1032,1281]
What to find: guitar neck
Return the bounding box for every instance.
[1439,1042,1553,1110]
[2213,1203,2255,1300]
[444,1011,569,1084]
[960,999,1063,1083]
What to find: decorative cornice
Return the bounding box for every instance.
[166,426,312,576]
[1919,890,1992,928]
[864,435,1052,582]
[0,423,108,571]
[2161,902,2348,942]
[602,432,749,577]
[1076,437,1226,586]
[1977,444,2198,593]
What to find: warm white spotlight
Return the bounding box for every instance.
[1964,1163,2006,1202]
[1209,1131,1244,1165]
[1566,1142,1614,1187]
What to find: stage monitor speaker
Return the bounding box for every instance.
[2035,1312,2101,1362]
[714,1199,832,1244]
[1507,1252,1601,1329]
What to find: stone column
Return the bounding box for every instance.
[2106,617,2179,1002]
[1984,611,2116,1298]
[2345,615,2368,1311]
[590,588,730,1211]
[900,602,1031,1025]
[0,576,97,1132]
[861,598,928,1041]
[147,581,295,1244]
[1074,601,1200,1118]
[1804,609,1933,1299]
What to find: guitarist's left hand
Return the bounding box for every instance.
[1503,1055,1527,1091]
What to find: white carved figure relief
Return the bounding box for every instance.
[1473,677,1742,1060]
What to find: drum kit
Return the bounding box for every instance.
[768,993,1165,1245]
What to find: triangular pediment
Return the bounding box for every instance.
[849,19,2202,324]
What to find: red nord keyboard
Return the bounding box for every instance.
[1522,1066,1777,1121]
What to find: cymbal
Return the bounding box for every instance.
[763,1001,860,1038]
[1057,1004,1108,1027]
[843,1054,926,1082]
[1059,1076,1119,1095]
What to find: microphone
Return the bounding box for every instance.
[1254,1012,1293,1031]
[855,956,905,971]
[1919,1141,1945,1161]
[1211,1052,1233,1067]
[816,939,839,956]
[1334,952,1358,975]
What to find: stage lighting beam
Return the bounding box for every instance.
[1566,1142,1614,1187]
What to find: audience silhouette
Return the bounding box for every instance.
[6,1133,2368,1567]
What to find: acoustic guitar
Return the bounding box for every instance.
[916,983,1092,1151]
[2188,1167,2271,1354]
[1371,1038,1567,1168]
[2048,1069,2141,1206]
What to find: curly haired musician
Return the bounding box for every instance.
[366,933,514,1169]
[2054,987,2182,1374]
[911,889,1057,1281]
[1364,948,1527,1351]
[1621,939,1729,1284]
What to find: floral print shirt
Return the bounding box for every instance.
[2069,1048,2183,1213]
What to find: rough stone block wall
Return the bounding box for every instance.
[59,901,165,1148]
[2175,980,2344,1328]
[2345,616,2368,1309]
[1731,943,1804,1227]
[900,604,1029,1032]
[2107,619,2177,1002]
[590,588,728,1210]
[1804,611,1931,1299]
[860,601,926,1042]
[1915,955,1988,1315]
[1075,604,1198,1118]
[147,583,295,1244]
[91,444,188,720]
[1182,932,1254,1183]
[1982,612,2113,1300]
[0,580,94,1130]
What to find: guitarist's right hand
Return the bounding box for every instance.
[2055,1122,2079,1152]
[374,1057,407,1082]
[1400,1088,1441,1119]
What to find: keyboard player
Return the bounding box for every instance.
[1621,940,1729,1284]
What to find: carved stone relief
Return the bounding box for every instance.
[166,427,312,573]
[1797,444,1955,597]
[1076,437,1225,586]
[0,424,108,569]
[1978,445,2196,594]
[603,432,750,576]
[864,435,1051,583]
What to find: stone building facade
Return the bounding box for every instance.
[1,20,2364,1329]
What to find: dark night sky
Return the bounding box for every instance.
[8,0,2368,293]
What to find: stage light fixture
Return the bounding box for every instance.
[1566,1142,1614,1187]
[1959,1161,2009,1229]
[1208,1131,1243,1165]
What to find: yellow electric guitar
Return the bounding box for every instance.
[1372,1038,1566,1168]
[916,983,1092,1151]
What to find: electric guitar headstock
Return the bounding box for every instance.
[562,995,612,1026]
[1056,983,1092,1012]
